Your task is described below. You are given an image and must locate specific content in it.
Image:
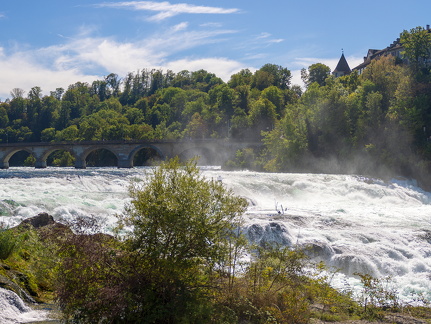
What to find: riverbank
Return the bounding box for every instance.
[2,212,431,323]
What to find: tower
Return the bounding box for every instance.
[332,51,351,77]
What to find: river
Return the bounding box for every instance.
[1,167,431,322]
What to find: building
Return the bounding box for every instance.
[352,24,430,74]
[333,25,431,77]
[352,38,404,74]
[332,52,351,77]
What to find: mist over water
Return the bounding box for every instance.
[1,166,431,321]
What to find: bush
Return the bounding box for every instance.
[0,227,19,260]
[56,158,248,323]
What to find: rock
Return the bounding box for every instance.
[14,213,73,242]
[0,274,36,304]
[19,213,55,229]
[245,222,292,246]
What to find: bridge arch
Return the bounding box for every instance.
[2,148,35,168]
[77,146,119,168]
[4,148,33,161]
[129,144,165,167]
[41,147,76,167]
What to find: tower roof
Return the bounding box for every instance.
[333,53,351,74]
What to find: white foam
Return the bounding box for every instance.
[1,167,431,303]
[0,288,50,324]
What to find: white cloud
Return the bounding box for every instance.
[256,32,271,39]
[237,32,284,55]
[200,22,222,28]
[0,47,98,100]
[0,24,243,99]
[171,22,188,32]
[96,1,240,21]
[165,58,247,81]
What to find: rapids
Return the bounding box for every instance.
[1,166,431,321]
[0,288,50,324]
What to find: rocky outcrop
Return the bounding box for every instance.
[0,271,36,304]
[15,212,72,241]
[19,212,56,228]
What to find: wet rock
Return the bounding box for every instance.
[303,242,335,259]
[245,222,291,246]
[246,224,264,242]
[19,213,55,229]
[0,274,36,304]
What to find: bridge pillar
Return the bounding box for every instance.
[118,158,133,168]
[0,161,9,169]
[75,159,87,169]
[35,160,47,168]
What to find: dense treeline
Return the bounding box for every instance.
[0,64,296,145]
[1,27,431,184]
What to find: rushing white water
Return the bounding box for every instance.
[1,166,431,319]
[0,288,51,324]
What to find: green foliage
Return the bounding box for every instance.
[224,148,263,171]
[0,227,19,260]
[355,273,400,318]
[57,158,248,323]
[120,157,247,279]
[301,63,331,87]
[0,225,61,302]
[23,154,36,167]
[49,150,75,167]
[400,26,431,71]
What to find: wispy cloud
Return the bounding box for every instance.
[166,58,245,81]
[95,1,240,21]
[292,56,363,71]
[0,47,99,100]
[239,32,284,51]
[0,24,243,99]
[171,22,188,32]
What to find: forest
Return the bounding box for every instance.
[1,26,431,186]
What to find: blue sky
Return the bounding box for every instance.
[0,1,430,100]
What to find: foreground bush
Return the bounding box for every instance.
[0,227,18,260]
[56,158,248,323]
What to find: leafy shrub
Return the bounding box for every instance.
[355,273,400,320]
[0,227,19,260]
[56,158,248,323]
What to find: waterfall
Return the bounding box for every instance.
[0,288,50,324]
[1,167,431,307]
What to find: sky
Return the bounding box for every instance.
[0,0,430,100]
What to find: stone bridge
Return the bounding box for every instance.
[0,139,261,169]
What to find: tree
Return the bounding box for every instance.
[301,63,331,87]
[400,26,431,70]
[10,88,25,99]
[182,112,208,139]
[105,73,121,97]
[249,98,278,138]
[255,63,292,90]
[0,105,9,128]
[263,106,308,171]
[261,85,285,116]
[57,158,248,323]
[55,125,79,141]
[228,69,253,88]
[120,158,247,318]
